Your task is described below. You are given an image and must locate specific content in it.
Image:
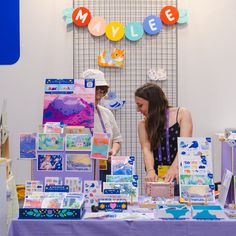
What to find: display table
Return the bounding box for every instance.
[7,217,236,236]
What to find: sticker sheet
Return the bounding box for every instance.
[65,177,82,193]
[178,137,215,203]
[44,177,63,187]
[84,180,101,207]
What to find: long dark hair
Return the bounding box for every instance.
[135,83,169,151]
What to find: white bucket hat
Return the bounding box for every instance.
[81,69,109,87]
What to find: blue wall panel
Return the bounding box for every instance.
[0,0,20,65]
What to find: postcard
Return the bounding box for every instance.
[65,134,92,151]
[37,133,64,151]
[90,133,110,160]
[37,154,63,171]
[43,79,95,128]
[111,156,135,175]
[65,177,82,192]
[65,153,92,172]
[20,133,36,159]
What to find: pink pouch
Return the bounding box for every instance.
[145,182,174,198]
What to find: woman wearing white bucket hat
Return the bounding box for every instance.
[81,69,122,182]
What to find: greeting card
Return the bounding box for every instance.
[90,133,110,160]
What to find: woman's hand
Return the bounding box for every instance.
[145,169,158,182]
[164,164,178,183]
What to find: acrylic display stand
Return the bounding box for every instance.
[221,141,236,203]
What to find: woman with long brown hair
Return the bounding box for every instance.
[135,83,192,184]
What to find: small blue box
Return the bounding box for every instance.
[191,205,226,220]
[156,204,191,219]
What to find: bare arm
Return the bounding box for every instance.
[164,108,193,183]
[109,142,121,156]
[138,120,158,182]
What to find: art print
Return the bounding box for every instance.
[20,133,36,159]
[90,133,110,160]
[66,154,92,172]
[38,133,64,151]
[65,134,92,151]
[111,156,135,175]
[43,79,95,128]
[37,154,63,171]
